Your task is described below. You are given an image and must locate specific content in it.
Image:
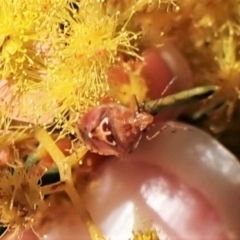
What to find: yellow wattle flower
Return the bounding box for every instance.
[0,0,143,141]
[0,165,43,234]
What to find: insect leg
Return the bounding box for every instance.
[146,124,167,140]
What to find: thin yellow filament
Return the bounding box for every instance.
[34,127,105,240]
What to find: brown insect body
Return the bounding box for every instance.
[77,84,218,157]
[77,103,153,156]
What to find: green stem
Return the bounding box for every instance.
[24,145,48,170]
[40,167,60,186]
[142,85,219,114]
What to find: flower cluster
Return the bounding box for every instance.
[1,0,240,239]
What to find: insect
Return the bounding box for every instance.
[76,101,154,157]
[76,85,218,157]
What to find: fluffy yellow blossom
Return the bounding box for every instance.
[0,0,145,140]
[126,0,240,131]
[0,166,43,235]
[0,0,66,82]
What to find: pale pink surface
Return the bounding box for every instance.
[18,122,240,240]
[0,80,55,124]
[84,160,226,240]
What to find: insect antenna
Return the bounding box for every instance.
[143,76,178,114]
[159,76,178,99]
